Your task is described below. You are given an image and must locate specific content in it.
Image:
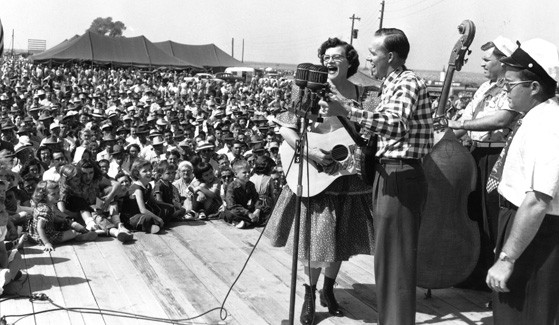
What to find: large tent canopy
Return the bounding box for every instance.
[30,32,203,69]
[153,41,245,70]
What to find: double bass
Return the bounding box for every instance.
[416,20,479,290]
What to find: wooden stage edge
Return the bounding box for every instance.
[0,219,493,325]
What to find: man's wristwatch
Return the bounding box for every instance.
[460,120,466,129]
[499,251,516,264]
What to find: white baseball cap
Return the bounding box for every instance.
[481,36,516,57]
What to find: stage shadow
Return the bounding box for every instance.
[94,236,114,242]
[415,288,493,325]
[338,283,493,325]
[27,274,89,291]
[168,220,208,227]
[22,246,45,255]
[337,283,378,324]
[21,256,70,269]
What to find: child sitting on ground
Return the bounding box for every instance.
[57,164,98,232]
[4,185,31,251]
[0,180,26,295]
[153,162,186,220]
[249,156,278,226]
[223,160,267,229]
[29,181,97,252]
[190,160,223,220]
[119,159,164,234]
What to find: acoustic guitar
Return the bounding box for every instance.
[279,126,359,197]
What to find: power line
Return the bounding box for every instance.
[393,0,447,19]
[385,0,436,13]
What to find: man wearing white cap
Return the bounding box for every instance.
[448,36,522,290]
[485,38,559,324]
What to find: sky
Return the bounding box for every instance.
[2,0,559,74]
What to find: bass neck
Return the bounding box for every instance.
[435,65,457,117]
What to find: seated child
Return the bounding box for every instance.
[119,159,164,234]
[190,161,223,220]
[223,160,268,229]
[4,185,31,251]
[249,156,277,226]
[219,167,234,201]
[153,162,186,220]
[0,195,25,296]
[28,181,97,252]
[57,164,97,231]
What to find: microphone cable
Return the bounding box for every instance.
[0,223,279,324]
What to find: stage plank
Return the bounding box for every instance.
[49,243,103,325]
[1,218,495,325]
[209,220,377,323]
[166,222,272,324]
[97,235,170,325]
[24,245,73,325]
[0,248,36,325]
[71,239,136,325]
[126,231,215,323]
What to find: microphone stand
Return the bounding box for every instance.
[282,91,313,325]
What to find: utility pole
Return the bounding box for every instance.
[379,0,385,29]
[349,14,361,45]
[231,38,234,58]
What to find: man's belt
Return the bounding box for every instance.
[377,157,420,166]
[500,198,518,210]
[473,141,506,148]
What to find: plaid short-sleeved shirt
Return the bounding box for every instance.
[347,68,434,159]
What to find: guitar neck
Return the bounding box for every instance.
[337,116,368,146]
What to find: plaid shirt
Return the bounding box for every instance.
[347,68,434,159]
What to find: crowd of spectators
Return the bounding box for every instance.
[0,56,292,271]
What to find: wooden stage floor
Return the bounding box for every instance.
[0,219,493,325]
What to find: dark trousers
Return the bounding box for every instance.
[372,161,427,325]
[493,206,559,325]
[459,146,502,289]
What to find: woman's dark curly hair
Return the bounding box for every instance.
[19,158,44,178]
[318,37,360,78]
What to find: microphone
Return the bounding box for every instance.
[294,63,312,89]
[306,65,328,93]
[293,63,313,108]
[306,65,329,119]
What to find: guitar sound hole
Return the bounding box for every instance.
[331,145,349,162]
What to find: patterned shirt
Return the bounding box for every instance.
[347,68,434,159]
[458,80,515,142]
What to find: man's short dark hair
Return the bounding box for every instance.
[78,160,96,170]
[375,28,410,60]
[98,159,110,167]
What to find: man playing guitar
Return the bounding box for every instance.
[321,28,434,324]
